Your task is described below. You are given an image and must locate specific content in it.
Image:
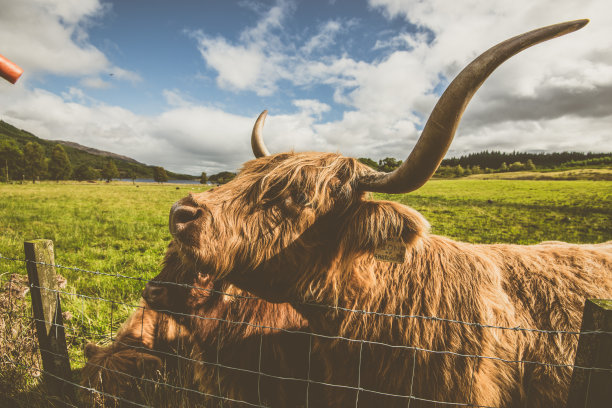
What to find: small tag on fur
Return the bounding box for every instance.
[374,239,406,263]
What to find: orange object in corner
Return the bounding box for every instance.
[0,53,23,84]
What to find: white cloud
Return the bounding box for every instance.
[292,99,331,117]
[196,37,272,94]
[80,76,112,89]
[358,0,612,158]
[192,0,294,96]
[0,0,139,83]
[191,0,612,165]
[1,0,611,177]
[0,84,255,175]
[301,20,343,55]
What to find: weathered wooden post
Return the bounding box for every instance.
[566,299,612,408]
[24,239,75,401]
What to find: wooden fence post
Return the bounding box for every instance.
[566,299,612,408]
[24,239,75,401]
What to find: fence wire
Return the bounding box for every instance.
[1,254,610,408]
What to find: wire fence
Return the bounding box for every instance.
[0,251,611,408]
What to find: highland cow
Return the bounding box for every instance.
[144,20,612,407]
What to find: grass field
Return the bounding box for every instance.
[465,168,612,181]
[0,179,611,404]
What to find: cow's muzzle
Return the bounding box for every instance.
[169,199,205,236]
[142,282,168,309]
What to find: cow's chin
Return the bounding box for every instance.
[169,239,235,282]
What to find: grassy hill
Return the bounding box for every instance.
[0,120,195,180]
[466,168,612,181]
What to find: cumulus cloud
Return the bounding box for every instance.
[0,0,139,84]
[367,0,612,157]
[301,20,345,55]
[0,0,610,176]
[0,84,256,175]
[192,0,294,96]
[190,0,612,165]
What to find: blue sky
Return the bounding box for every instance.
[1,0,611,175]
[76,0,418,118]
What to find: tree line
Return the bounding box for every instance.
[358,151,611,178]
[3,137,608,185]
[0,139,173,183]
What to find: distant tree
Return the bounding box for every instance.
[357,158,379,170]
[0,140,23,182]
[209,171,236,185]
[153,166,169,183]
[499,162,508,172]
[453,164,465,177]
[48,144,72,182]
[23,142,47,183]
[74,164,99,181]
[434,165,453,178]
[101,159,119,182]
[200,171,208,184]
[378,157,402,173]
[128,168,137,184]
[525,159,536,171]
[509,161,525,172]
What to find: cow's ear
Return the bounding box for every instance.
[339,200,429,261]
[136,352,163,375]
[84,343,102,360]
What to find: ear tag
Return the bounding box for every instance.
[374,238,406,264]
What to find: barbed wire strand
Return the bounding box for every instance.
[2,254,611,407]
[306,334,312,408]
[406,349,417,408]
[1,355,152,408]
[25,283,612,373]
[19,346,273,408]
[0,307,600,407]
[355,339,364,408]
[0,306,525,407]
[3,301,607,407]
[21,334,501,408]
[1,285,612,380]
[2,254,610,336]
[3,297,502,408]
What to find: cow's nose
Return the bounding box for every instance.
[142,282,168,307]
[169,202,203,235]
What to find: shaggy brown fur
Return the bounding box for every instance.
[166,151,612,407]
[84,243,332,407]
[80,301,192,407]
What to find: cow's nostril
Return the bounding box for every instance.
[147,285,166,298]
[170,204,203,235]
[143,283,168,307]
[174,206,201,224]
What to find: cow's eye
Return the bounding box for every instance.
[296,193,311,207]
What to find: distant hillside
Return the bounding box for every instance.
[50,140,143,165]
[0,120,195,180]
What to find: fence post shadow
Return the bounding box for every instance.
[24,239,77,404]
[565,299,612,408]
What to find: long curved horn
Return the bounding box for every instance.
[357,19,589,193]
[251,110,271,157]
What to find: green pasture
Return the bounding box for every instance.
[0,179,610,402]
